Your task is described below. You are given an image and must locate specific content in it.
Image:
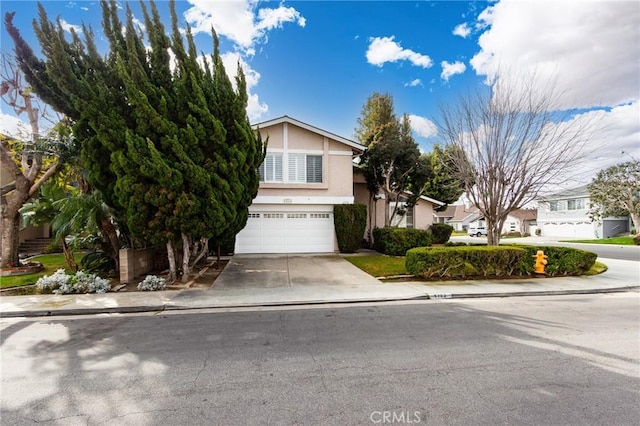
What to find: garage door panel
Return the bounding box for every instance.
[543,222,594,238]
[235,208,335,254]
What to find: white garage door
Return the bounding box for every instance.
[235,210,335,253]
[542,222,595,238]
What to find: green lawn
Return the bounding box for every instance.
[562,236,635,245]
[1,253,82,289]
[344,255,407,277]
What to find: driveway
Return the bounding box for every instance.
[213,254,383,289]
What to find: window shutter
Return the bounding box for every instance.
[288,154,305,182]
[274,155,283,181]
[306,155,322,183]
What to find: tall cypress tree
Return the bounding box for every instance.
[5,0,265,282]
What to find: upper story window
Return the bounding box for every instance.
[259,154,283,182]
[549,198,585,211]
[567,199,585,210]
[260,153,322,184]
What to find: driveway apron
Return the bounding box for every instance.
[213,254,382,289]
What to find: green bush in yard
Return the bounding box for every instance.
[406,245,597,278]
[429,223,454,244]
[634,234,640,245]
[406,246,528,278]
[334,204,368,253]
[512,245,598,276]
[373,227,432,256]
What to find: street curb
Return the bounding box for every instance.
[427,285,640,299]
[1,286,638,318]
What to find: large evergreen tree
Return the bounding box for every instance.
[421,145,465,207]
[355,93,424,226]
[5,0,265,281]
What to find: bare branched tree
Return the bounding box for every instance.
[0,52,63,267]
[438,72,596,245]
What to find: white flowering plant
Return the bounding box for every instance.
[137,275,167,291]
[36,269,111,294]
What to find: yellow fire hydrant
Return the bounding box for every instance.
[534,250,548,274]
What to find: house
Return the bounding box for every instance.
[353,170,445,242]
[507,209,537,235]
[433,205,480,231]
[234,116,444,253]
[537,185,629,238]
[466,208,537,236]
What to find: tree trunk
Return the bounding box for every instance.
[181,233,191,283]
[630,213,640,235]
[60,237,78,272]
[383,194,390,227]
[189,237,208,268]
[166,240,177,283]
[0,210,20,267]
[99,217,120,269]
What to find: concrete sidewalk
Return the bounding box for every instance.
[1,258,638,318]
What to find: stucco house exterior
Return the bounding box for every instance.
[465,208,537,235]
[433,205,480,231]
[536,185,629,239]
[234,116,444,253]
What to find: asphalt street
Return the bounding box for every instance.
[1,293,639,425]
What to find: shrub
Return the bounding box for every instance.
[36,269,111,294]
[513,245,598,276]
[445,241,468,247]
[80,250,116,274]
[373,227,432,256]
[36,269,70,293]
[502,231,522,238]
[137,275,167,291]
[535,228,542,236]
[406,246,528,278]
[429,224,454,244]
[634,234,640,245]
[405,245,598,278]
[334,204,368,253]
[42,240,62,254]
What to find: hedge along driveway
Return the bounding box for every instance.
[405,245,598,279]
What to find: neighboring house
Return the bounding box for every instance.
[537,185,629,238]
[434,205,480,231]
[507,209,537,235]
[353,169,445,242]
[466,208,537,236]
[234,115,444,253]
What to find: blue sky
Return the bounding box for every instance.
[1,0,639,186]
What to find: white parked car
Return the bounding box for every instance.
[468,226,488,237]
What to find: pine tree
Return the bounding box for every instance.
[356,93,421,226]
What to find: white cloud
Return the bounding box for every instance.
[453,22,471,38]
[220,52,268,120]
[408,114,437,138]
[565,102,640,185]
[184,0,305,54]
[366,36,432,68]
[0,112,31,140]
[60,19,82,34]
[471,0,640,109]
[404,79,422,87]
[441,61,466,81]
[132,17,146,33]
